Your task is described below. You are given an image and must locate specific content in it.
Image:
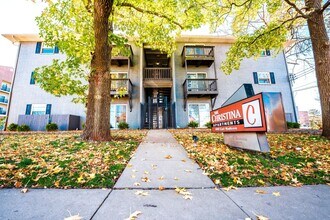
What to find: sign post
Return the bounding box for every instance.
[211,92,286,152]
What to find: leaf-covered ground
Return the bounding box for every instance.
[0,130,147,188]
[170,129,330,187]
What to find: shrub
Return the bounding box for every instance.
[17,124,30,132]
[287,122,300,129]
[7,123,18,131]
[118,121,129,129]
[187,121,199,128]
[205,121,212,129]
[46,123,58,131]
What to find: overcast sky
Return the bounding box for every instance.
[0,0,320,112]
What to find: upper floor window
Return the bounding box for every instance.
[35,42,59,54]
[0,82,10,92]
[260,49,271,57]
[253,72,276,85]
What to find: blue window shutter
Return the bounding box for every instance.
[266,49,271,56]
[270,72,276,84]
[26,104,32,115]
[30,72,35,84]
[54,45,59,54]
[35,42,42,54]
[253,72,258,84]
[46,104,52,115]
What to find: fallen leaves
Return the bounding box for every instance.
[141,177,151,183]
[272,192,281,197]
[20,188,28,193]
[135,190,149,196]
[170,129,330,187]
[255,190,267,194]
[222,186,237,191]
[125,211,142,220]
[0,130,147,188]
[164,155,173,159]
[64,214,83,220]
[175,187,193,200]
[159,186,165,191]
[133,182,141,186]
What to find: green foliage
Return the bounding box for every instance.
[0,117,6,130]
[17,124,30,132]
[118,122,129,130]
[205,121,212,129]
[46,123,58,131]
[287,122,301,129]
[35,0,215,102]
[7,123,18,131]
[187,121,199,128]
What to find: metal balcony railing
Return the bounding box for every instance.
[183,79,218,93]
[143,68,172,80]
[110,79,133,111]
[182,46,214,58]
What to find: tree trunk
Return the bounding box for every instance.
[306,0,330,139]
[82,0,113,141]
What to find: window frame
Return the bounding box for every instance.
[187,102,210,128]
[30,104,47,115]
[257,72,272,85]
[110,104,128,129]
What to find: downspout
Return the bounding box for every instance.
[5,43,21,130]
[283,50,298,122]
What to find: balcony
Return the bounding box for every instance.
[110,45,133,66]
[143,68,173,88]
[0,85,11,93]
[183,79,218,110]
[181,46,215,67]
[110,79,133,111]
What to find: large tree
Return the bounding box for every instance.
[35,0,214,141]
[212,0,330,139]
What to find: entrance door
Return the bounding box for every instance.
[143,88,171,129]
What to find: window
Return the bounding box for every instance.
[188,103,210,127]
[260,49,271,57]
[253,72,276,84]
[35,42,59,54]
[187,72,206,91]
[110,104,127,128]
[30,72,36,85]
[26,104,52,115]
[1,82,10,92]
[111,72,128,91]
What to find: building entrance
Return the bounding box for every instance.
[142,88,174,129]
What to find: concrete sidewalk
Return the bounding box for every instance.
[1,130,329,220]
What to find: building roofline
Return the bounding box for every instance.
[2,33,236,44]
[1,34,43,43]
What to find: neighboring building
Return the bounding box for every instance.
[0,66,14,130]
[298,111,310,128]
[2,34,297,130]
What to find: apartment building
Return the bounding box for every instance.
[0,66,14,130]
[3,34,297,130]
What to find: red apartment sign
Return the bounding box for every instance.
[211,94,267,133]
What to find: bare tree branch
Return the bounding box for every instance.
[284,0,309,18]
[321,0,330,13]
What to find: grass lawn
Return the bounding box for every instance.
[0,130,147,189]
[171,129,330,187]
